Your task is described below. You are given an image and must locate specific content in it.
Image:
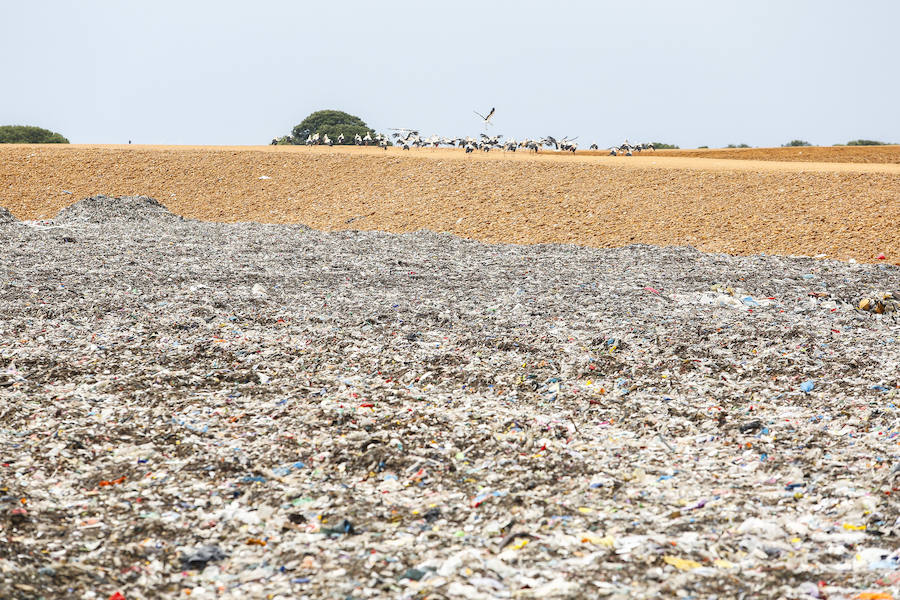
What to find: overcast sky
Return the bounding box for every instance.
[3,0,897,147]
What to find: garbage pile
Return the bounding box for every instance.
[1,198,899,599]
[0,205,16,224]
[53,194,184,224]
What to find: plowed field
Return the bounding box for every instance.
[625,145,900,164]
[1,144,898,263]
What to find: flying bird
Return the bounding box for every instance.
[474,107,496,125]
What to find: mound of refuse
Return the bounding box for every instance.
[0,205,16,224]
[1,219,899,599]
[54,194,183,224]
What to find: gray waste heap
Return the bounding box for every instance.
[0,205,17,224]
[53,194,184,224]
[0,201,899,600]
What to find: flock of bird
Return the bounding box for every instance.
[301,131,390,149]
[292,107,657,155]
[300,131,656,155]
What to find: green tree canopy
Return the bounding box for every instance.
[651,142,679,149]
[846,139,888,146]
[725,143,750,148]
[0,125,69,143]
[783,140,812,147]
[290,110,375,144]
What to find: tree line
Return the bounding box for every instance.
[0,125,69,143]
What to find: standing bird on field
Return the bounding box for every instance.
[474,107,496,127]
[337,133,345,144]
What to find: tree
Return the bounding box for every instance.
[846,139,888,146]
[783,140,812,147]
[651,142,679,149]
[0,125,69,143]
[725,143,750,148]
[288,110,375,144]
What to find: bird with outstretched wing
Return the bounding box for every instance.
[474,107,496,123]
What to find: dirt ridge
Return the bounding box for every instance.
[1,144,897,263]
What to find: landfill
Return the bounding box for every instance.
[1,196,899,599]
[0,206,17,225]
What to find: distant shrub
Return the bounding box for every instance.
[783,140,812,147]
[652,142,679,149]
[846,139,887,146]
[697,145,709,149]
[0,125,69,144]
[725,143,750,148]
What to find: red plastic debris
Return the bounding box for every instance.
[98,476,127,487]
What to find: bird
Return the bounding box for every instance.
[474,107,496,126]
[542,136,577,152]
[559,137,578,153]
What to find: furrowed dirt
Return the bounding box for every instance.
[626,144,900,164]
[1,144,898,263]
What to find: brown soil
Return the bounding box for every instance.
[613,145,900,164]
[2,144,898,263]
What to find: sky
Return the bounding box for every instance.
[2,0,898,148]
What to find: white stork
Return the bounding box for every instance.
[474,107,496,126]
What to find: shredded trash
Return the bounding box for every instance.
[859,293,899,314]
[0,205,17,224]
[181,545,228,570]
[53,194,184,224]
[0,197,898,599]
